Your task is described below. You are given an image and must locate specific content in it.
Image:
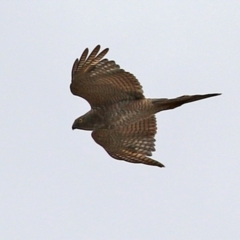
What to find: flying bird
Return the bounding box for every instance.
[70,45,220,168]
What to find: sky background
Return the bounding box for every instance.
[1,1,240,239]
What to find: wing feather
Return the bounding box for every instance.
[92,115,165,167]
[77,48,89,70]
[70,45,144,107]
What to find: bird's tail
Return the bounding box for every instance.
[152,93,221,112]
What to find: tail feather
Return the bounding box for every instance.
[152,93,221,112]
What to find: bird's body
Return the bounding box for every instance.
[92,99,156,129]
[71,45,220,168]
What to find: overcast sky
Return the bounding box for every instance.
[1,1,240,239]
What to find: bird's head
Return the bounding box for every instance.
[72,117,88,130]
[72,111,104,131]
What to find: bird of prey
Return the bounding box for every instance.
[70,45,220,168]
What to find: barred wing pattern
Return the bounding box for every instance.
[71,45,144,108]
[92,115,165,167]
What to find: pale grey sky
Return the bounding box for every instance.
[1,1,240,239]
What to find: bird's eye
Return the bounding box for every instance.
[79,118,83,123]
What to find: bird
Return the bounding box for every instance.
[70,45,220,168]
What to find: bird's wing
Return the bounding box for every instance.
[92,115,165,168]
[70,45,145,108]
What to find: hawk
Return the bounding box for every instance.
[70,45,220,168]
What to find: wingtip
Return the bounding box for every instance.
[82,47,89,55]
[96,44,109,53]
[93,45,101,52]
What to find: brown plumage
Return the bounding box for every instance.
[70,45,220,168]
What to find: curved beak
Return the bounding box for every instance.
[72,122,77,130]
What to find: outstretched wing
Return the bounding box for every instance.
[70,45,145,108]
[92,115,165,168]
